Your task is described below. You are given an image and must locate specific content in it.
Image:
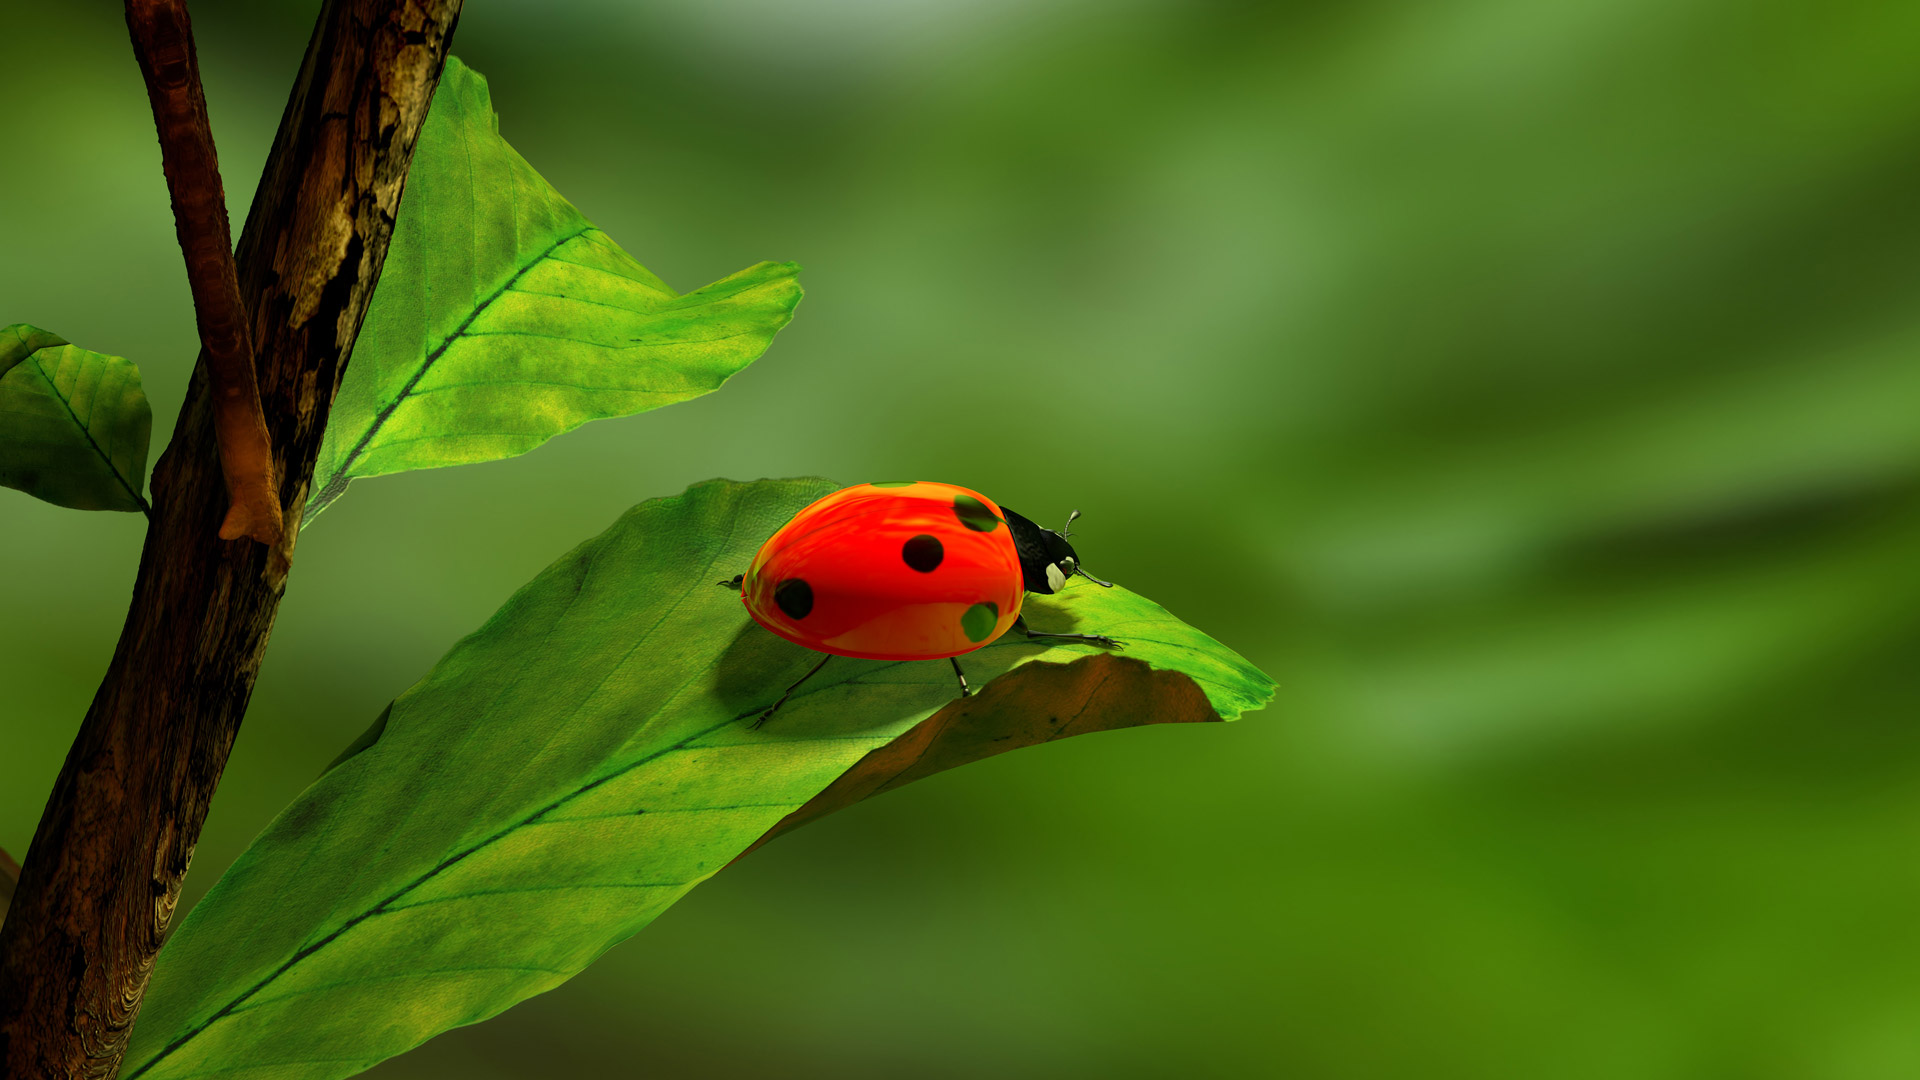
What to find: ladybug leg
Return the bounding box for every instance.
[717,573,744,589]
[950,657,971,697]
[1014,614,1124,650]
[751,653,832,729]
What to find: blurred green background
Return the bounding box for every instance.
[6,0,1920,1075]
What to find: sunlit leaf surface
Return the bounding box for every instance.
[306,59,801,526]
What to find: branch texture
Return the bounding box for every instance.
[0,1,461,1075]
[125,0,282,546]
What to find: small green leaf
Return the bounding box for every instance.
[0,323,152,513]
[126,478,1272,1080]
[306,58,802,526]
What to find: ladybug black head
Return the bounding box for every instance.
[1003,507,1114,594]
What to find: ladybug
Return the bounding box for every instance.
[719,481,1121,726]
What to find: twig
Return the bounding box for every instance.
[125,0,283,545]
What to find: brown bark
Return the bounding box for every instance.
[124,0,282,548]
[0,2,461,1076]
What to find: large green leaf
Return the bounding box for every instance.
[125,478,1272,1080]
[306,58,802,526]
[0,323,151,513]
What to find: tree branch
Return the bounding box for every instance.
[124,0,282,547]
[0,2,461,1075]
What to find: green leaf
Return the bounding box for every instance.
[0,323,152,513]
[126,478,1272,1080]
[305,57,802,527]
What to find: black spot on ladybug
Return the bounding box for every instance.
[871,480,915,488]
[775,578,814,619]
[954,495,1002,533]
[960,601,999,642]
[902,534,944,572]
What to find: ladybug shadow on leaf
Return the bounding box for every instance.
[708,600,1083,738]
[1010,594,1085,637]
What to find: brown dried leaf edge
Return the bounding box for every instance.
[739,651,1230,862]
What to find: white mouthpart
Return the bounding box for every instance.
[1045,563,1068,591]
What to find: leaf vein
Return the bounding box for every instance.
[331,224,594,488]
[23,351,146,511]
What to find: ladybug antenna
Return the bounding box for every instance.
[1058,510,1112,586]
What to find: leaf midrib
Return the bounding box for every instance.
[20,352,148,514]
[125,617,1090,1078]
[126,706,741,1077]
[310,225,594,517]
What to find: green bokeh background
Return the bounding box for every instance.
[5,0,1920,1076]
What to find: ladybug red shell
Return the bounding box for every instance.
[741,481,1025,660]
[727,481,1121,726]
